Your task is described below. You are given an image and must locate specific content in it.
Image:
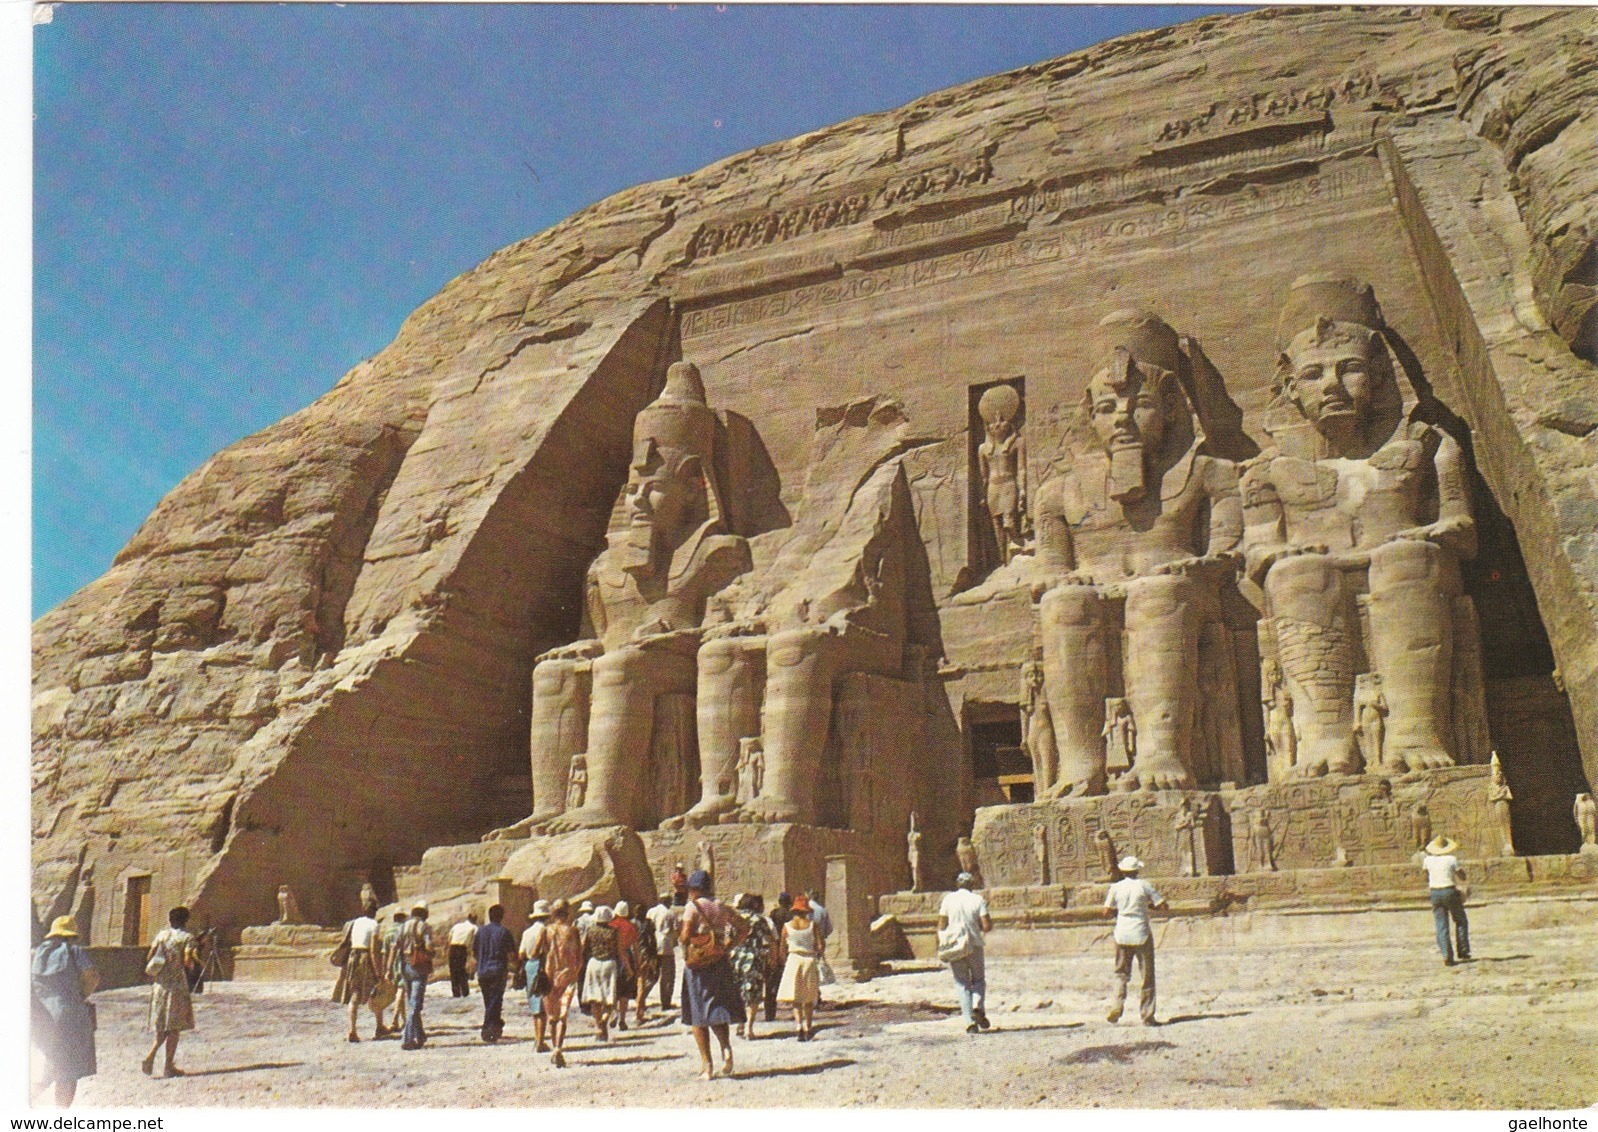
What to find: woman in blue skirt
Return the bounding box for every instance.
[678,870,749,1080]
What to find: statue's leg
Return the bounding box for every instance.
[1039,584,1112,797]
[684,636,766,825]
[744,628,845,825]
[1367,539,1458,771]
[529,656,591,823]
[1122,573,1200,791]
[1263,553,1360,775]
[551,642,695,830]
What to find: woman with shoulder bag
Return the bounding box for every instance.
[31,916,98,1107]
[518,900,554,1053]
[142,906,197,1078]
[678,870,749,1079]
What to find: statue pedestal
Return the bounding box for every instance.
[640,823,903,907]
[1221,765,1495,872]
[971,791,1232,886]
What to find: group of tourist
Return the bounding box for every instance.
[329,869,836,1077]
[25,834,1479,1104]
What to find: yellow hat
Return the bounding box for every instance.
[46,915,80,939]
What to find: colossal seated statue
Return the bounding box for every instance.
[1030,312,1247,794]
[1241,275,1482,777]
[530,361,752,831]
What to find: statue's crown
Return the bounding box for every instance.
[634,360,717,468]
[1096,310,1183,376]
[1276,274,1383,348]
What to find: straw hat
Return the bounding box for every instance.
[614,900,630,917]
[46,915,80,939]
[1425,836,1458,856]
[594,905,614,924]
[528,899,551,921]
[1119,856,1145,873]
[579,900,595,914]
[411,900,429,914]
[550,897,571,914]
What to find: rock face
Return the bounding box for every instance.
[33,7,1598,944]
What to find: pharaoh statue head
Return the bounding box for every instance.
[1083,311,1192,503]
[978,383,1022,444]
[1274,275,1400,454]
[616,361,727,572]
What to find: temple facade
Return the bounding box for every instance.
[32,7,1598,945]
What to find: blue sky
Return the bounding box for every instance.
[31,3,1241,617]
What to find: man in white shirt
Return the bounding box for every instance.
[937,872,992,1033]
[1102,856,1167,1026]
[1422,835,1470,965]
[448,912,479,998]
[645,893,680,1011]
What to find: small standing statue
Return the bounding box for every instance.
[1574,792,1598,849]
[976,383,1028,567]
[1033,826,1051,885]
[565,754,588,811]
[359,877,379,912]
[1173,797,1197,877]
[906,811,924,892]
[1410,801,1433,857]
[275,885,303,925]
[956,836,981,887]
[1262,658,1297,779]
[735,737,765,805]
[1103,697,1137,784]
[1487,752,1515,856]
[1248,809,1277,872]
[697,839,716,882]
[1093,829,1120,882]
[1020,660,1060,798]
[1353,673,1391,773]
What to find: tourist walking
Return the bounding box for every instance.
[728,894,775,1039]
[580,906,627,1042]
[575,900,596,941]
[544,898,584,1068]
[680,870,750,1079]
[1423,835,1471,965]
[474,904,516,1042]
[646,891,680,1011]
[396,901,436,1050]
[339,898,387,1041]
[630,901,660,1026]
[448,911,479,998]
[142,906,198,1078]
[807,890,832,1004]
[611,900,640,1030]
[766,891,794,1021]
[937,872,992,1034]
[382,910,409,1033]
[776,894,822,1040]
[1103,856,1166,1026]
[518,900,553,1052]
[31,915,97,1107]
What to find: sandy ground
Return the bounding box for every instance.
[63,920,1597,1110]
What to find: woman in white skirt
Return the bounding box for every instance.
[579,906,625,1042]
[776,894,822,1040]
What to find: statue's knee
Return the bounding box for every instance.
[1370,538,1446,590]
[767,628,830,671]
[1041,584,1105,628]
[1265,551,1337,600]
[1123,574,1195,622]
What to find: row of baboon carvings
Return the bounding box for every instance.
[524,272,1496,837]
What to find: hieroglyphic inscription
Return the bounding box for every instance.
[682,162,1381,341]
[690,153,994,261]
[1155,76,1376,143]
